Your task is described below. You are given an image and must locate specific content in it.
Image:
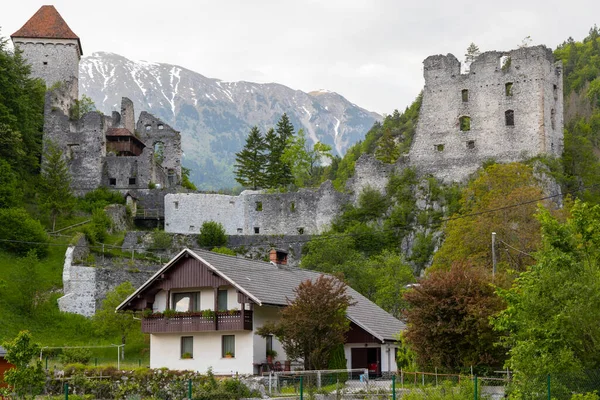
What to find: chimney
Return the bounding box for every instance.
[269,249,288,266]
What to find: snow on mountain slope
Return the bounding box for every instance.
[80,52,381,189]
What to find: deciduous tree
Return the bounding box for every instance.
[403,262,507,373]
[1,331,45,399]
[257,275,356,370]
[493,201,600,384]
[94,282,139,347]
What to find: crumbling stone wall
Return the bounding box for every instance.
[165,181,350,236]
[409,45,564,182]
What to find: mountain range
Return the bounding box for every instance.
[79,52,381,189]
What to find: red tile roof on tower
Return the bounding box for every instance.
[11,5,83,55]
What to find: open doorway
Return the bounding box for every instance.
[351,347,381,377]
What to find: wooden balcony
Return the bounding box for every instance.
[142,311,253,333]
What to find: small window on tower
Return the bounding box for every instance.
[459,116,471,131]
[43,61,48,65]
[467,140,475,149]
[128,177,136,185]
[553,84,558,100]
[254,227,260,234]
[435,144,445,152]
[109,178,116,186]
[462,89,469,102]
[158,124,164,130]
[145,124,151,132]
[505,82,513,96]
[297,227,305,234]
[505,110,515,126]
[255,202,263,211]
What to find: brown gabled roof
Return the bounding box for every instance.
[106,128,134,137]
[11,6,82,55]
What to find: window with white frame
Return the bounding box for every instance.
[222,335,235,358]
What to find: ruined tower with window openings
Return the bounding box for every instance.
[409,45,564,182]
[11,6,182,195]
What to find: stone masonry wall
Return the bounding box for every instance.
[13,38,80,94]
[409,45,564,182]
[165,181,349,236]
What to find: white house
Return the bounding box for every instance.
[117,248,404,375]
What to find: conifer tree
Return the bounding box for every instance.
[234,126,267,189]
[39,141,75,231]
[265,114,295,188]
[375,127,400,163]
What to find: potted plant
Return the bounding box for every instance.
[224,351,234,358]
[181,352,192,359]
[266,349,278,364]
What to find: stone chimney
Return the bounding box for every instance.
[269,249,288,266]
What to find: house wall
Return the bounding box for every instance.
[252,305,286,366]
[153,286,240,312]
[150,331,254,375]
[343,343,398,373]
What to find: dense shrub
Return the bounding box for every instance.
[149,229,173,250]
[78,187,125,213]
[197,221,227,248]
[0,208,48,256]
[83,209,112,244]
[59,348,92,365]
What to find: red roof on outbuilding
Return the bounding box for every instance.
[11,6,82,54]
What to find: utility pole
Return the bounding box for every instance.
[491,232,497,277]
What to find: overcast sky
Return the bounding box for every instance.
[4,1,600,114]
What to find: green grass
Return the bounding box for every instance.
[0,233,149,365]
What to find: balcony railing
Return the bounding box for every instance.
[142,311,253,333]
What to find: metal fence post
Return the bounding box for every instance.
[188,379,192,400]
[64,382,69,400]
[392,374,396,400]
[547,374,551,400]
[474,375,478,400]
[299,376,304,400]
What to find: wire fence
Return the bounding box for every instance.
[8,368,600,399]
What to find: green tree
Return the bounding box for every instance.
[197,221,227,248]
[40,140,75,231]
[432,163,546,272]
[370,251,414,318]
[0,158,20,208]
[403,262,507,373]
[69,94,96,120]
[0,35,45,174]
[10,251,42,315]
[94,282,139,346]
[465,42,481,65]
[1,331,45,399]
[375,127,399,163]
[0,208,48,256]
[493,201,600,386]
[264,114,295,188]
[282,129,332,187]
[181,166,197,191]
[234,126,267,189]
[257,275,355,370]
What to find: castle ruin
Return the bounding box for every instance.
[409,45,564,182]
[11,6,182,196]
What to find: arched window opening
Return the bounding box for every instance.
[154,141,165,164]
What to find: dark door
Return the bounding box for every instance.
[351,348,368,370]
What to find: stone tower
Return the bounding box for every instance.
[11,5,82,97]
[409,45,564,182]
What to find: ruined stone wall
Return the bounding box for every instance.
[165,181,349,236]
[13,39,80,95]
[137,113,182,188]
[409,45,564,182]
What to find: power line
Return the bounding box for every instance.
[0,182,596,251]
